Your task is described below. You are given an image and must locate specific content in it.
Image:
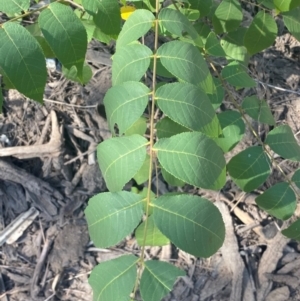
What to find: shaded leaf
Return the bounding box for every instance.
[104,82,150,134]
[214,111,245,152]
[97,135,148,192]
[283,7,300,42]
[161,167,185,187]
[266,125,300,161]
[133,155,151,185]
[152,194,225,257]
[89,255,138,301]
[255,182,296,220]
[156,82,221,137]
[117,9,154,49]
[135,216,170,246]
[159,8,201,44]
[208,77,224,109]
[292,169,300,189]
[227,146,271,192]
[221,61,256,88]
[205,32,226,57]
[62,63,92,85]
[282,219,300,241]
[188,0,212,17]
[140,260,185,301]
[0,22,46,101]
[125,117,147,136]
[154,132,226,189]
[0,0,30,14]
[157,40,210,86]
[85,191,143,247]
[112,44,152,85]
[39,2,87,78]
[0,85,3,114]
[82,0,121,35]
[213,0,243,34]
[244,11,277,55]
[242,96,275,125]
[156,117,190,139]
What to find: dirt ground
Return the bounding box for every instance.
[1,7,300,301]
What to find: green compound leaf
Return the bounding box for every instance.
[161,167,185,187]
[214,111,245,153]
[156,83,221,137]
[158,8,200,42]
[244,11,277,55]
[112,44,152,85]
[157,40,210,86]
[0,23,46,102]
[152,194,225,257]
[97,135,148,192]
[82,0,121,35]
[117,9,155,49]
[266,125,300,161]
[255,182,296,220]
[274,0,300,12]
[282,219,300,241]
[135,216,170,247]
[283,7,300,42]
[85,191,143,247]
[140,260,185,301]
[188,0,212,17]
[213,0,243,34]
[104,82,150,135]
[221,27,250,64]
[156,117,190,139]
[221,61,256,88]
[205,32,226,57]
[154,132,226,190]
[89,255,138,301]
[125,117,147,136]
[242,96,275,125]
[0,0,30,14]
[227,146,271,192]
[39,3,87,78]
[209,77,224,109]
[292,169,300,189]
[134,154,151,185]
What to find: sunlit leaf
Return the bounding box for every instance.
[214,111,245,152]
[244,11,277,55]
[205,32,226,57]
[242,96,275,125]
[282,219,300,241]
[152,194,225,257]
[140,260,184,301]
[112,44,152,85]
[227,146,271,192]
[157,40,210,86]
[154,132,226,189]
[255,182,296,220]
[274,0,300,12]
[282,7,300,42]
[97,135,148,191]
[0,22,46,101]
[117,9,154,49]
[213,0,243,34]
[104,82,150,134]
[266,125,300,161]
[0,0,30,14]
[89,255,138,301]
[156,82,221,137]
[39,2,87,78]
[221,61,256,88]
[85,191,143,247]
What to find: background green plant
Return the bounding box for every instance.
[1,0,300,300]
